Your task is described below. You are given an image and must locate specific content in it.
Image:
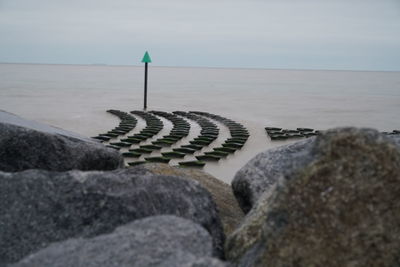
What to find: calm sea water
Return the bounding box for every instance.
[1,63,399,182]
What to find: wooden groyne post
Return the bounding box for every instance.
[142,51,152,110]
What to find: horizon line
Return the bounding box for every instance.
[0,61,399,73]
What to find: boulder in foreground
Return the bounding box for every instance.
[0,110,123,172]
[0,168,224,264]
[232,138,315,213]
[12,215,227,267]
[227,128,400,267]
[130,163,244,236]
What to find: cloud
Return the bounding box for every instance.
[0,0,399,70]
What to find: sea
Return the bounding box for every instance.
[1,63,399,183]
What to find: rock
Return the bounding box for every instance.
[0,168,225,265]
[130,163,244,236]
[0,119,123,172]
[227,128,400,266]
[233,131,400,215]
[225,185,277,263]
[232,138,315,213]
[12,215,227,267]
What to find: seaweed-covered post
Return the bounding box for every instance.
[141,51,152,110]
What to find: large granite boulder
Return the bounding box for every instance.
[0,110,122,172]
[0,168,224,265]
[130,163,244,236]
[227,128,400,266]
[12,215,227,267]
[232,138,315,213]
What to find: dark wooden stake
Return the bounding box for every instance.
[144,62,148,110]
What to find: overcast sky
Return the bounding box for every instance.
[1,0,399,70]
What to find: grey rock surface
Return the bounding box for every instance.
[0,121,123,172]
[12,215,227,267]
[233,133,400,214]
[227,128,400,267]
[225,183,279,263]
[232,138,315,213]
[0,168,225,265]
[130,163,244,236]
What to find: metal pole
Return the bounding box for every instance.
[144,62,148,110]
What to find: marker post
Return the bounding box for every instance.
[141,51,152,110]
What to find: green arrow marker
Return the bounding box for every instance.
[142,51,152,63]
[142,51,151,110]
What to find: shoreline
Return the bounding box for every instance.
[1,62,399,73]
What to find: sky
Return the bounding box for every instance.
[0,0,399,71]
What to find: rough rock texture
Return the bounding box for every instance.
[232,138,315,213]
[225,184,278,263]
[0,168,224,265]
[227,128,400,267]
[131,163,244,236]
[12,215,227,267]
[0,122,123,172]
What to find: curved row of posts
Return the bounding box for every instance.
[109,111,164,151]
[93,111,399,168]
[92,110,137,148]
[92,109,252,168]
[190,111,249,161]
[264,127,320,141]
[137,110,191,164]
[172,111,220,167]
[126,110,220,167]
[121,111,165,165]
[98,111,164,165]
[265,127,400,141]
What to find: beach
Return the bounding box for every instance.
[1,63,399,182]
